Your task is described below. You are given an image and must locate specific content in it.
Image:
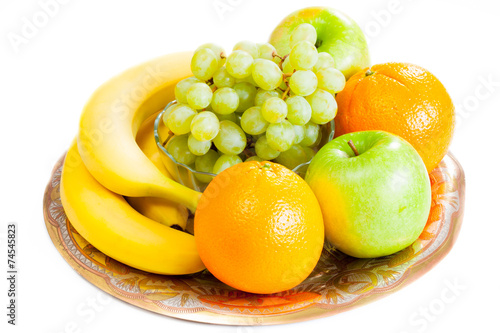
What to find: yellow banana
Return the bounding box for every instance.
[127,111,189,230]
[77,52,201,212]
[60,140,205,275]
[135,111,171,175]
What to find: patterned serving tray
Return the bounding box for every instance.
[43,153,465,325]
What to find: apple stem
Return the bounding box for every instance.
[347,140,360,156]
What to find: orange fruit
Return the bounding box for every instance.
[194,161,324,294]
[335,62,455,172]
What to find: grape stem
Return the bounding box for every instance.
[278,54,289,70]
[163,132,174,146]
[281,85,291,100]
[347,140,360,156]
[272,51,283,60]
[242,148,253,159]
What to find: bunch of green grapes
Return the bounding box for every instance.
[163,23,346,181]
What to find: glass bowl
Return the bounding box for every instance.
[154,101,335,192]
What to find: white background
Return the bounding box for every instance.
[1,0,499,332]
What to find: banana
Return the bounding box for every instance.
[135,111,171,175]
[127,111,188,230]
[77,52,201,212]
[60,140,205,275]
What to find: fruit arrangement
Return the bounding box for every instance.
[59,6,455,297]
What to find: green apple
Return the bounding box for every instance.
[305,131,431,258]
[269,7,370,79]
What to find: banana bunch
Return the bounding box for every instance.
[127,111,189,230]
[77,52,201,212]
[60,52,206,275]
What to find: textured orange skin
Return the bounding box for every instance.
[335,63,455,173]
[194,161,324,294]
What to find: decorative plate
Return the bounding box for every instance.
[43,153,465,325]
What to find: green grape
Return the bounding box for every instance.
[235,113,242,127]
[278,80,288,92]
[240,106,269,135]
[289,41,318,71]
[235,74,258,87]
[162,103,179,126]
[252,59,283,91]
[234,82,257,112]
[261,97,287,123]
[272,56,282,66]
[166,104,197,135]
[190,111,220,141]
[245,155,264,162]
[289,70,317,96]
[266,120,295,152]
[312,131,323,147]
[254,88,280,106]
[216,112,238,123]
[290,23,317,48]
[257,43,277,61]
[316,67,346,94]
[313,52,335,72]
[233,40,259,59]
[282,56,293,74]
[293,125,305,144]
[212,154,243,174]
[226,50,254,79]
[213,120,247,155]
[251,134,263,142]
[300,122,320,147]
[195,149,219,183]
[166,135,196,165]
[187,134,212,156]
[174,77,202,104]
[255,136,280,160]
[303,147,316,161]
[211,87,239,115]
[286,95,312,125]
[274,144,309,170]
[208,84,216,95]
[191,48,218,81]
[196,43,226,67]
[213,67,235,88]
[306,89,338,124]
[186,82,213,109]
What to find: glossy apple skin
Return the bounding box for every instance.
[269,7,370,79]
[305,131,431,258]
